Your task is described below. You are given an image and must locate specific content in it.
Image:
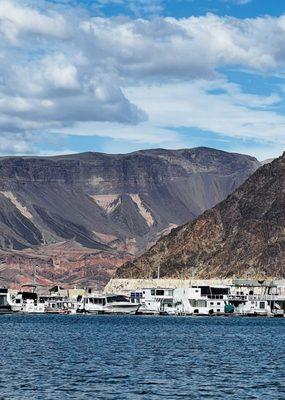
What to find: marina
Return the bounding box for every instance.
[1,279,285,317]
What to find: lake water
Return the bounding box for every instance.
[0,315,284,399]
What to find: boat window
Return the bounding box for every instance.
[107,295,128,303]
[217,309,220,312]
[217,302,220,305]
[190,300,206,307]
[151,289,155,295]
[260,302,265,309]
[156,290,164,296]
[210,302,214,305]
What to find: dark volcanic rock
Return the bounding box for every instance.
[0,147,259,252]
[0,147,260,286]
[116,153,284,280]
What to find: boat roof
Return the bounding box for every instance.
[233,279,277,287]
[85,293,127,298]
[140,287,175,290]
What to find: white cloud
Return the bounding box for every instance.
[125,80,285,143]
[55,121,183,147]
[96,0,164,17]
[80,13,285,79]
[0,0,70,42]
[53,78,285,156]
[0,132,37,155]
[0,0,285,155]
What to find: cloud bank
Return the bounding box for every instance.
[0,0,284,155]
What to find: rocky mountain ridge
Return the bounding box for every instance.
[116,153,284,280]
[0,147,260,287]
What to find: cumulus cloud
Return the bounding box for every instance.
[0,0,70,42]
[0,130,39,154]
[95,0,164,17]
[0,0,285,154]
[80,14,285,79]
[125,80,285,143]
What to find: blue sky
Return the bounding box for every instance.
[0,0,285,160]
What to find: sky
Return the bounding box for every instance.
[0,1,285,160]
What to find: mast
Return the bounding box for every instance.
[157,262,160,280]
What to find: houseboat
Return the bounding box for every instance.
[0,289,12,314]
[228,280,285,316]
[174,285,231,315]
[9,291,45,313]
[79,293,140,314]
[130,288,176,315]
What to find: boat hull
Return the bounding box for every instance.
[84,302,139,315]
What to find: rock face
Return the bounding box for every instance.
[116,153,284,280]
[0,147,260,287]
[0,242,131,290]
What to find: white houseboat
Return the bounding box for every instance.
[174,285,231,315]
[79,293,139,314]
[228,280,285,316]
[130,288,176,315]
[9,291,45,313]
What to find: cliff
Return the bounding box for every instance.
[0,147,260,287]
[116,153,284,280]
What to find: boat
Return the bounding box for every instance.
[0,289,12,314]
[79,293,139,314]
[174,285,230,315]
[9,291,45,313]
[130,288,176,315]
[39,295,79,314]
[227,280,285,316]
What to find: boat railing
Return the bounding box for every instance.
[228,295,248,301]
[206,295,227,300]
[228,294,283,301]
[247,294,284,301]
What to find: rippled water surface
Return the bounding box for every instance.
[0,315,284,399]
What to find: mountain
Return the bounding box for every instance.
[116,153,285,280]
[0,147,260,287]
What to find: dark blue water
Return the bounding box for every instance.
[0,315,284,399]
